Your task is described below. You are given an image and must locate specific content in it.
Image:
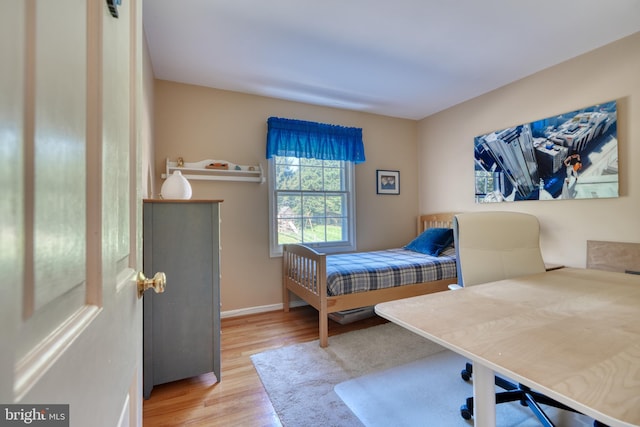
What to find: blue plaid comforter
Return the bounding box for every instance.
[326,246,457,296]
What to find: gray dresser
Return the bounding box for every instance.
[143,200,222,399]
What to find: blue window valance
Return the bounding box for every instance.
[266,117,366,164]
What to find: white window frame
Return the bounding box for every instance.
[268,157,357,257]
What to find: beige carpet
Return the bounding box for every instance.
[251,322,595,427]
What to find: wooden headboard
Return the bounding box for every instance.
[417,212,457,234]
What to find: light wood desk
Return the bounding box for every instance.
[375,268,640,427]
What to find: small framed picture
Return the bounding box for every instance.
[376,170,400,195]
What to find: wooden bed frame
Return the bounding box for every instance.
[282,213,458,347]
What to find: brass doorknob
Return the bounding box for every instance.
[137,271,166,299]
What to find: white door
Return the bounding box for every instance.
[1,1,145,426]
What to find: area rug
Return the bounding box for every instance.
[250,322,446,426]
[251,322,595,427]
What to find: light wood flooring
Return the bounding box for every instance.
[142,306,387,426]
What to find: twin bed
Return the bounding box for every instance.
[282,213,458,347]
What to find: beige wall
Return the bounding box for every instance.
[152,82,419,314]
[418,32,640,268]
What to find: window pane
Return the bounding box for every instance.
[275,160,300,190]
[277,193,301,217]
[302,193,326,217]
[326,217,345,242]
[325,194,345,217]
[326,190,347,243]
[302,217,326,243]
[324,165,343,191]
[277,217,301,245]
[300,165,323,191]
[276,193,301,245]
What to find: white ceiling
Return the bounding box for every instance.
[143,0,640,120]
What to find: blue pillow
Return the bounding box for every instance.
[404,227,454,256]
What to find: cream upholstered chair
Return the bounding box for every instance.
[453,212,585,426]
[454,211,545,287]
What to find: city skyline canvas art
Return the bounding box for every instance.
[474,100,619,203]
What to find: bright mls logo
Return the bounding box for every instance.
[0,405,68,426]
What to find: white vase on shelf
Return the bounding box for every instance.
[161,171,192,199]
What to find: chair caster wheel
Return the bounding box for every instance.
[461,369,471,381]
[460,404,472,420]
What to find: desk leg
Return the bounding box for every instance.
[473,363,496,427]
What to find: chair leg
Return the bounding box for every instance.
[460,397,473,420]
[517,384,582,416]
[459,363,596,426]
[462,390,556,427]
[521,391,556,427]
[462,365,519,392]
[495,376,518,392]
[461,362,472,381]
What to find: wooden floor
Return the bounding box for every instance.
[142,306,387,426]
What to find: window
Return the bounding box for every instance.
[269,156,356,256]
[266,116,365,257]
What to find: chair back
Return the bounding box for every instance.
[454,212,546,287]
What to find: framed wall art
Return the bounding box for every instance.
[376,170,400,195]
[474,100,618,203]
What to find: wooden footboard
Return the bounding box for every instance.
[282,244,331,346]
[282,243,327,312]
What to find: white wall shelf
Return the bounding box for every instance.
[162,158,265,183]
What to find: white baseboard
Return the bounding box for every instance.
[221,300,308,319]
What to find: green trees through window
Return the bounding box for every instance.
[273,156,350,246]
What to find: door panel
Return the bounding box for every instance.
[0,0,24,407]
[32,0,86,315]
[18,0,89,369]
[0,1,143,425]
